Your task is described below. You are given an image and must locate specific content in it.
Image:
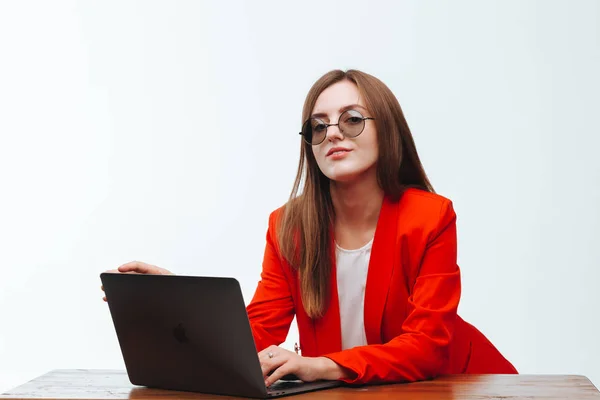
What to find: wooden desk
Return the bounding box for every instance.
[1,370,599,400]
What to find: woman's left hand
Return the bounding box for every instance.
[259,345,343,387]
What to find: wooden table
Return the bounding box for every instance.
[1,370,599,400]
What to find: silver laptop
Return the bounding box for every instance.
[100,273,341,398]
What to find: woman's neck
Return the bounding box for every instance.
[329,169,384,232]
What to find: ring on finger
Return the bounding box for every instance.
[268,352,274,359]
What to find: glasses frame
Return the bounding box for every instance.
[299,109,375,145]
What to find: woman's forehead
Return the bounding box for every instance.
[312,80,365,116]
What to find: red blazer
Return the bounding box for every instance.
[247,188,517,384]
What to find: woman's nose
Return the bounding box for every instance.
[326,123,344,142]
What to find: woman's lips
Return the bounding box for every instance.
[327,149,352,159]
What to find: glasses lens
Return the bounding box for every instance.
[302,118,327,145]
[339,110,365,138]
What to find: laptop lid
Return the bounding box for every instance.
[100,273,340,398]
[101,273,270,398]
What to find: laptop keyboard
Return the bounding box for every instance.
[267,380,304,393]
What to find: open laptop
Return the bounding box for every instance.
[100,273,341,398]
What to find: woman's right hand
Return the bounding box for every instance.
[101,261,174,302]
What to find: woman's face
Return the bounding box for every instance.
[310,80,378,183]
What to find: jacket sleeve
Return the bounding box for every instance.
[323,199,461,384]
[246,210,295,352]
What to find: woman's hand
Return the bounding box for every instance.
[101,261,174,301]
[258,345,349,387]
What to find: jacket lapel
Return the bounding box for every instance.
[364,196,399,344]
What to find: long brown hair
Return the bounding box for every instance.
[277,69,434,319]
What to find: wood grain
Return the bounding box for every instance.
[1,370,599,400]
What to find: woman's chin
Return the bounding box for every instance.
[322,162,378,185]
[325,169,365,184]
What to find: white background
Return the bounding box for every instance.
[1,0,599,392]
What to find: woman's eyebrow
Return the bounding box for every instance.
[311,104,368,119]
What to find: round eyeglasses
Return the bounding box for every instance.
[299,109,375,145]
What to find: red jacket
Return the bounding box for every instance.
[247,188,517,384]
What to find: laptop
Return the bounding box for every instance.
[100,273,342,398]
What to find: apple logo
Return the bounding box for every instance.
[173,323,189,343]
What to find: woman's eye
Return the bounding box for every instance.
[314,124,327,132]
[346,117,362,124]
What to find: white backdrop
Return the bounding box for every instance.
[1,0,599,392]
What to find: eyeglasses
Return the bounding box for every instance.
[299,109,375,145]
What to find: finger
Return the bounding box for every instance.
[102,296,107,302]
[258,346,280,372]
[257,349,268,361]
[101,285,104,292]
[118,261,153,274]
[265,364,292,387]
[261,357,285,380]
[259,348,281,377]
[105,268,139,275]
[258,345,279,360]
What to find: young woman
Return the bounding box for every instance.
[104,69,518,386]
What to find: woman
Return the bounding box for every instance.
[104,69,518,386]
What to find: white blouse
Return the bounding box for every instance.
[335,238,373,350]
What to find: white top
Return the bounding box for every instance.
[335,238,373,350]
